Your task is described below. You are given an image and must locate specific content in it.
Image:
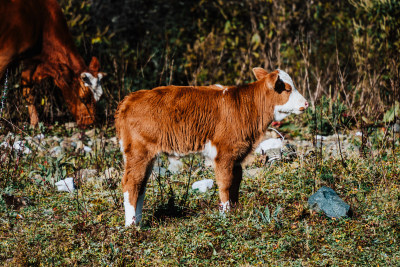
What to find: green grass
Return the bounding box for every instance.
[0,125,399,266]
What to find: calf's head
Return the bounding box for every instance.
[70,57,103,127]
[253,68,308,121]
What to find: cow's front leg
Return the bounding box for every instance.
[22,70,39,127]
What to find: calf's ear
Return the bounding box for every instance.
[89,57,100,73]
[252,67,268,80]
[266,71,285,93]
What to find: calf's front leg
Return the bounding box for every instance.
[214,159,243,212]
[122,150,155,227]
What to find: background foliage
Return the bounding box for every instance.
[1,1,400,265]
[57,0,399,124]
[1,0,398,125]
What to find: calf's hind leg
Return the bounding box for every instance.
[122,148,155,227]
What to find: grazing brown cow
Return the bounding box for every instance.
[0,0,103,127]
[115,68,309,227]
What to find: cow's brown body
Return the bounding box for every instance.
[0,0,102,127]
[115,69,308,227]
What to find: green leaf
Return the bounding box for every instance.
[383,101,400,122]
[251,33,261,49]
[224,21,231,34]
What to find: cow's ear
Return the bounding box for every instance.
[252,67,268,80]
[97,72,106,81]
[266,71,285,93]
[89,57,100,73]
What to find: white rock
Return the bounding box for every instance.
[34,134,45,140]
[0,141,10,149]
[13,140,31,154]
[255,138,282,154]
[192,179,214,193]
[83,146,92,153]
[167,157,183,173]
[55,177,74,193]
[316,135,327,140]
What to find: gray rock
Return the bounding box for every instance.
[85,129,96,138]
[75,141,84,151]
[65,122,77,129]
[108,137,118,145]
[77,169,98,180]
[71,132,82,140]
[308,186,350,218]
[60,138,74,149]
[394,120,400,133]
[50,146,62,157]
[101,167,120,180]
[244,167,264,178]
[153,166,167,177]
[167,157,183,174]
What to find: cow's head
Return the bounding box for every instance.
[253,67,308,121]
[72,57,104,127]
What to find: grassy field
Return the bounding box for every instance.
[0,121,399,266]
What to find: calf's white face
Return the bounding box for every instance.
[273,70,308,121]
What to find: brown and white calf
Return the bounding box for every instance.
[115,68,308,227]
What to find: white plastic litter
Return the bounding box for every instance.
[168,157,183,173]
[355,131,363,136]
[255,138,282,154]
[192,179,214,193]
[55,177,74,193]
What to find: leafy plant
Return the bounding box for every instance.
[254,204,282,225]
[383,101,399,123]
[306,96,348,136]
[29,156,75,185]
